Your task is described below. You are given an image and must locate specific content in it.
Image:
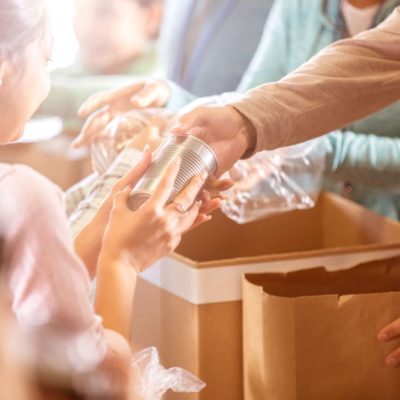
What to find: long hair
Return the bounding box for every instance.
[0,0,47,60]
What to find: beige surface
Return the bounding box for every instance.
[0,135,90,190]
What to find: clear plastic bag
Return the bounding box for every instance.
[222,138,327,224]
[131,347,206,400]
[91,108,175,175]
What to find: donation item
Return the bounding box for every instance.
[128,135,217,210]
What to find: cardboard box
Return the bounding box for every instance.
[132,192,400,400]
[0,136,90,190]
[242,258,400,400]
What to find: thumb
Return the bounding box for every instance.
[170,107,207,134]
[113,185,132,208]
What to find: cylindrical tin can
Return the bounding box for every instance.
[128,135,217,210]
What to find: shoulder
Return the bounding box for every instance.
[0,164,64,215]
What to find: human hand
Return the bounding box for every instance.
[377,318,400,367]
[171,105,257,176]
[74,148,154,277]
[73,80,171,148]
[100,158,221,272]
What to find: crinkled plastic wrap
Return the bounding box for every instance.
[91,109,174,175]
[131,347,206,400]
[222,138,327,224]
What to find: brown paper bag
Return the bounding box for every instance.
[243,257,400,400]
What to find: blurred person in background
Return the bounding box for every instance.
[77,0,400,221]
[159,0,275,96]
[234,0,400,220]
[38,0,164,131]
[0,0,221,397]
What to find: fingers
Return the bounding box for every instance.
[378,318,400,343]
[78,82,145,117]
[78,91,113,118]
[72,109,111,148]
[176,200,203,232]
[172,172,208,212]
[130,81,169,108]
[113,186,132,208]
[378,319,400,368]
[200,196,222,215]
[186,196,221,232]
[170,108,207,134]
[384,347,400,368]
[148,157,182,207]
[190,214,212,230]
[206,176,234,193]
[173,126,207,143]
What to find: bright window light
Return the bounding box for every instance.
[47,0,78,70]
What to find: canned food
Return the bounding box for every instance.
[128,135,217,210]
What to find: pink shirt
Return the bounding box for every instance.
[0,163,107,372]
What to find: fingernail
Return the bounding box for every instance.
[175,202,187,213]
[205,215,212,222]
[143,144,150,153]
[386,357,398,367]
[201,171,208,180]
[170,124,184,132]
[196,200,203,208]
[378,333,389,342]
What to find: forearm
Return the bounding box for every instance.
[231,9,400,152]
[324,130,400,191]
[74,223,104,278]
[95,254,137,341]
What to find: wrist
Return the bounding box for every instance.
[98,244,121,267]
[98,242,146,273]
[228,106,257,158]
[74,227,103,278]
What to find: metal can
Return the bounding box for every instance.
[128,135,217,210]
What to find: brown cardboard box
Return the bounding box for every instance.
[242,258,400,400]
[132,192,400,400]
[0,136,90,190]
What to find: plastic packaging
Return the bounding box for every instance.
[90,91,237,175]
[222,138,327,224]
[131,347,206,400]
[91,108,175,175]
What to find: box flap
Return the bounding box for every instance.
[244,256,400,297]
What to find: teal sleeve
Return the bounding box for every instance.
[324,130,400,190]
[165,80,197,112]
[238,0,290,91]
